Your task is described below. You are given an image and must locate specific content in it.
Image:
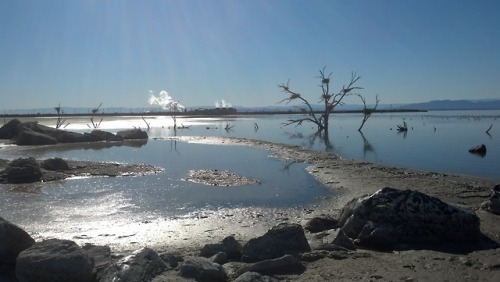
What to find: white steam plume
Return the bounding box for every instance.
[148,90,185,112]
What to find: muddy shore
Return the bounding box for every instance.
[2,135,499,281]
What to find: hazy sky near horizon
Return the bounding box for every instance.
[1,0,499,110]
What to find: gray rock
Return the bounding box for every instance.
[57,132,104,143]
[241,223,311,262]
[91,130,123,142]
[179,256,227,282]
[41,158,70,171]
[82,244,112,281]
[481,184,500,215]
[200,235,242,260]
[1,157,42,183]
[0,119,21,139]
[16,239,94,282]
[100,247,168,282]
[304,215,338,233]
[468,144,487,156]
[321,228,356,250]
[15,128,57,145]
[159,253,184,268]
[233,271,279,282]
[0,217,35,265]
[211,252,228,265]
[116,129,148,140]
[235,254,305,277]
[338,187,481,249]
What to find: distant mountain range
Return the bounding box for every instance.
[2,99,500,116]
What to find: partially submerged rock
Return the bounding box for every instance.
[337,187,481,250]
[1,157,42,183]
[116,128,148,140]
[468,144,487,157]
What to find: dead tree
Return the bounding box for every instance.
[278,67,362,133]
[357,94,380,131]
[88,103,103,129]
[54,103,68,129]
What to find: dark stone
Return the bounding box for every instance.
[16,239,94,282]
[116,129,148,140]
[91,130,123,142]
[100,247,167,282]
[41,158,70,171]
[15,128,57,146]
[0,119,22,139]
[337,187,481,250]
[241,223,311,262]
[159,253,184,268]
[0,217,35,265]
[321,229,356,250]
[82,244,112,281]
[233,271,279,282]
[179,256,227,282]
[468,144,487,156]
[200,236,242,261]
[304,216,338,233]
[57,132,104,143]
[2,157,42,183]
[211,252,228,265]
[235,254,306,277]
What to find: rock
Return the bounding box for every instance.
[159,253,184,268]
[57,132,104,143]
[233,271,279,282]
[304,216,338,233]
[0,217,35,265]
[210,252,228,265]
[15,128,57,145]
[16,239,94,282]
[481,184,500,215]
[321,229,356,250]
[235,254,306,277]
[41,158,70,171]
[1,157,42,183]
[179,256,227,282]
[200,236,242,260]
[241,223,311,262]
[116,129,148,140]
[468,144,487,156]
[337,187,481,250]
[82,244,112,281]
[91,130,123,142]
[0,119,21,139]
[100,247,167,282]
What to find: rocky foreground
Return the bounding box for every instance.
[1,134,499,281]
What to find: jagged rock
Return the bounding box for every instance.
[15,128,57,145]
[200,235,242,260]
[0,119,21,139]
[82,244,112,281]
[1,157,42,183]
[100,247,167,282]
[116,129,148,140]
[41,158,70,171]
[241,223,311,262]
[235,254,306,277]
[210,252,228,265]
[233,271,279,282]
[16,239,94,282]
[468,144,487,156]
[321,229,356,250]
[338,187,481,250]
[91,130,123,142]
[0,217,35,265]
[304,215,338,233]
[481,184,500,215]
[179,256,227,281]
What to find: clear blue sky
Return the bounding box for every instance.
[1,0,499,110]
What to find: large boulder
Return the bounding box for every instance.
[81,244,112,281]
[179,256,227,282]
[0,217,35,265]
[304,215,338,233]
[1,157,42,183]
[338,187,481,250]
[57,132,104,143]
[235,254,305,277]
[200,236,242,261]
[241,223,311,262]
[41,158,70,171]
[100,247,167,282]
[116,129,148,140]
[15,128,57,146]
[16,239,94,282]
[91,130,123,142]
[0,119,22,139]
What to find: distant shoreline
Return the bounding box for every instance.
[0,108,426,119]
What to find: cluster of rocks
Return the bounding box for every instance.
[0,119,148,146]
[2,187,494,281]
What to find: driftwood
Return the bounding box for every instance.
[397,121,408,132]
[486,124,493,135]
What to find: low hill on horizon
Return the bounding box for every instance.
[397,99,500,111]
